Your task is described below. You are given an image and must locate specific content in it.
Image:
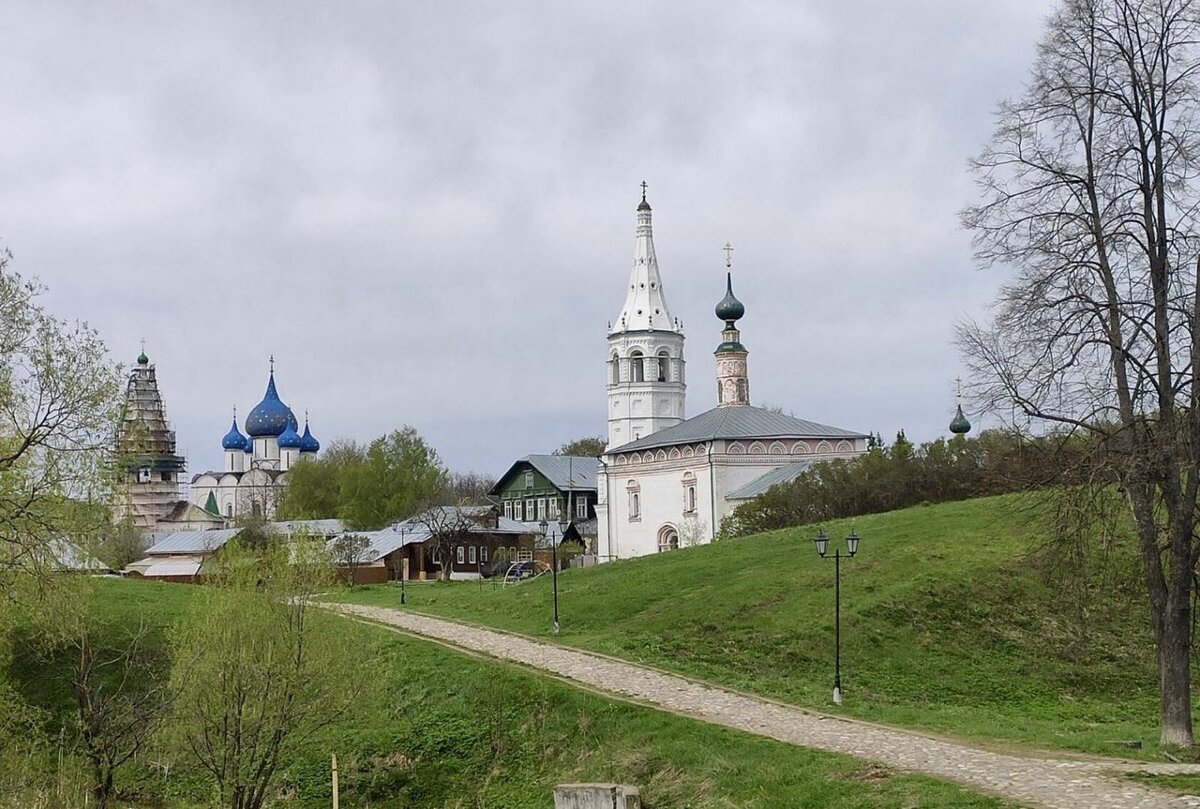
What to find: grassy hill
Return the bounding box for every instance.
[5,579,1010,808]
[336,492,1174,758]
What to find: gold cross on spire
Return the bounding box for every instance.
[140,337,146,353]
[955,376,963,403]
[640,180,648,201]
[723,242,734,268]
[269,354,275,374]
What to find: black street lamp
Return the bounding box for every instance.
[539,516,566,634]
[814,529,860,705]
[399,526,407,605]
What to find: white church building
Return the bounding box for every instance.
[189,360,321,520]
[596,189,869,559]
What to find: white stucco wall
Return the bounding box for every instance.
[597,436,868,560]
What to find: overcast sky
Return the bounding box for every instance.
[2,1,1049,476]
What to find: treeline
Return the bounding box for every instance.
[276,427,494,530]
[721,429,1097,537]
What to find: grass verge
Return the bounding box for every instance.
[332,493,1182,760]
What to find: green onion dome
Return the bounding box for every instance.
[715,272,745,325]
[949,404,972,435]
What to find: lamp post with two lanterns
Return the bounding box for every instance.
[813,528,860,705]
[539,515,567,634]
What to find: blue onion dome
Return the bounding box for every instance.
[221,419,247,450]
[715,272,745,324]
[299,422,320,453]
[277,420,303,449]
[245,373,295,437]
[949,404,972,435]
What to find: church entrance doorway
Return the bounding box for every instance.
[657,525,680,553]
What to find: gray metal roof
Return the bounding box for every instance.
[334,509,535,563]
[725,460,817,501]
[146,528,241,555]
[490,455,598,495]
[332,526,431,563]
[145,520,343,556]
[527,455,598,490]
[608,405,867,454]
[264,519,344,536]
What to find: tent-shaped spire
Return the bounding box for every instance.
[610,183,680,335]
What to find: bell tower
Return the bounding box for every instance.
[606,184,686,449]
[714,248,749,408]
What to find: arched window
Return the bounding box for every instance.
[611,352,620,384]
[657,350,670,382]
[681,471,697,513]
[630,350,644,382]
[626,479,641,520]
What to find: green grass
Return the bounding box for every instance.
[332,493,1179,760]
[1124,772,1200,795]
[7,578,1014,808]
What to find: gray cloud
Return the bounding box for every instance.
[1,0,1048,474]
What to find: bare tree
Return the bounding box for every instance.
[448,471,497,502]
[413,504,480,581]
[69,623,171,809]
[962,0,1200,746]
[171,538,369,809]
[330,532,371,585]
[677,516,709,548]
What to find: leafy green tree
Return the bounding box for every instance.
[275,452,345,520]
[337,428,447,530]
[277,430,447,530]
[553,436,606,457]
[0,247,121,593]
[0,247,121,806]
[168,538,369,809]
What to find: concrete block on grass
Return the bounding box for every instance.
[553,783,642,809]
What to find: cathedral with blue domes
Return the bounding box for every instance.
[189,358,321,520]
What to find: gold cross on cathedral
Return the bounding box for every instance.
[723,242,734,267]
[640,180,648,201]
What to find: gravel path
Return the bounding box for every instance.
[326,602,1200,809]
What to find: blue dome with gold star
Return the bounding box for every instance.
[245,372,298,438]
[277,420,303,449]
[299,422,320,453]
[221,419,247,450]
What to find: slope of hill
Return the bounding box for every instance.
[338,493,1171,758]
[5,579,1010,809]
